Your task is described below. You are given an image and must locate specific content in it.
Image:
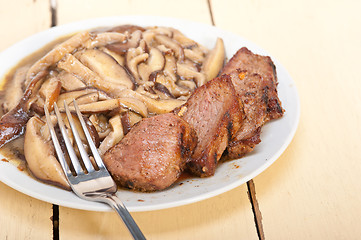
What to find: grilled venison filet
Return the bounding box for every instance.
[222,47,284,158]
[103,113,197,192]
[174,75,243,177]
[104,47,284,190]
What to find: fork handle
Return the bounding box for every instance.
[103,194,146,240]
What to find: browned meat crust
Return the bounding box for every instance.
[175,75,244,177]
[222,47,284,120]
[227,70,283,158]
[103,113,197,192]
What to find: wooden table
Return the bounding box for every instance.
[0,0,360,239]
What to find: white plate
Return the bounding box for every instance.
[0,16,300,212]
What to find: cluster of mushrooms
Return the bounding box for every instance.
[1,25,225,189]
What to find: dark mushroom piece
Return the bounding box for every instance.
[0,70,48,148]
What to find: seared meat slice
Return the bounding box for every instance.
[222,47,283,120]
[227,70,282,158]
[175,75,243,177]
[103,113,197,192]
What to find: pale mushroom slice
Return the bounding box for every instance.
[118,97,148,117]
[62,97,147,117]
[63,99,120,113]
[57,71,86,91]
[98,114,124,156]
[154,34,184,62]
[56,88,102,108]
[2,65,30,112]
[89,114,111,140]
[163,54,178,82]
[24,116,70,190]
[101,47,125,66]
[184,48,205,64]
[106,30,142,55]
[26,31,91,85]
[76,49,134,89]
[201,38,225,82]
[155,74,190,98]
[57,53,127,98]
[146,26,173,37]
[171,28,198,48]
[138,47,165,82]
[84,32,127,49]
[177,62,206,87]
[120,89,186,114]
[38,77,62,111]
[126,45,149,84]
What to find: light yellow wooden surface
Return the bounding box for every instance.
[0,2,53,239]
[1,0,360,239]
[213,0,361,239]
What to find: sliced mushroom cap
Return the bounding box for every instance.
[76,49,134,89]
[138,47,165,82]
[120,89,185,114]
[57,71,86,91]
[56,88,101,108]
[155,74,190,98]
[26,31,91,85]
[118,97,148,117]
[98,114,124,156]
[24,116,70,190]
[125,46,149,84]
[108,25,145,34]
[57,53,127,98]
[84,32,127,49]
[106,30,142,55]
[154,35,184,62]
[38,77,62,111]
[2,65,29,113]
[177,62,206,87]
[63,99,120,113]
[201,38,225,82]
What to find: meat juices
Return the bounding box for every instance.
[222,47,284,158]
[103,113,197,192]
[175,75,244,177]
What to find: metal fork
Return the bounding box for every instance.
[44,100,146,240]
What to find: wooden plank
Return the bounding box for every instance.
[212,0,361,239]
[0,183,53,239]
[56,0,258,239]
[0,0,51,51]
[57,0,212,25]
[60,185,258,240]
[0,1,53,239]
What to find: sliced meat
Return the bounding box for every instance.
[227,70,281,158]
[222,47,284,120]
[103,113,197,192]
[175,75,244,177]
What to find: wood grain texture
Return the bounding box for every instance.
[57,0,213,25]
[212,0,361,239]
[0,0,53,239]
[60,185,258,240]
[0,183,53,239]
[0,0,51,51]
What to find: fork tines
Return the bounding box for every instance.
[44,100,106,178]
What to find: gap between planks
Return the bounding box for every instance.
[247,180,265,240]
[50,1,59,239]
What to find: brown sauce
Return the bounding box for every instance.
[0,35,73,171]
